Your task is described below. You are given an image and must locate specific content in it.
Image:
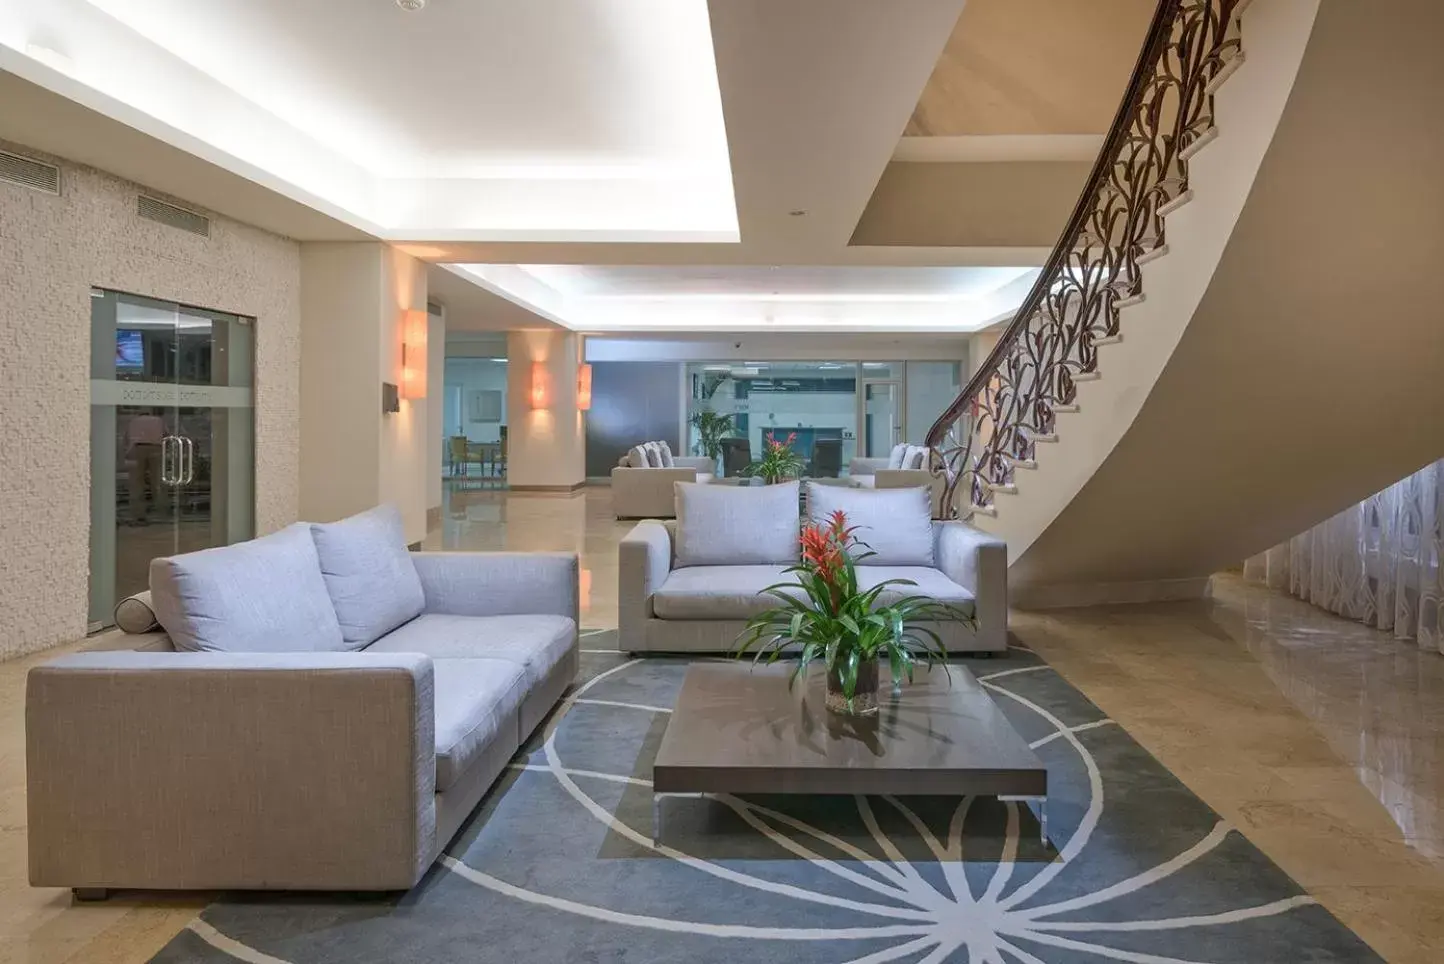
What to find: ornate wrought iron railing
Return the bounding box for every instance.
[927,0,1244,516]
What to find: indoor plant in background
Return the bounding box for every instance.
[744,431,806,485]
[734,510,974,715]
[688,409,735,462]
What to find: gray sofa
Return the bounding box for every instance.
[612,440,716,519]
[26,505,578,897]
[619,481,1006,654]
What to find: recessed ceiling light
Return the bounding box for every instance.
[396,0,426,10]
[788,210,806,217]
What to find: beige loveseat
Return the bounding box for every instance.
[611,440,716,519]
[619,481,1006,655]
[26,505,578,898]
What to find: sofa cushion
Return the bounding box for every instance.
[150,524,346,653]
[658,440,677,468]
[627,444,648,469]
[310,504,426,649]
[433,658,528,791]
[647,442,667,467]
[807,483,934,567]
[367,613,575,686]
[652,566,802,620]
[674,480,800,567]
[886,442,909,470]
[903,445,929,470]
[857,567,975,616]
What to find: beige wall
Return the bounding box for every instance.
[852,161,1089,248]
[907,0,1155,136]
[506,330,585,490]
[1010,0,1444,591]
[299,242,430,544]
[426,306,445,513]
[0,141,301,659]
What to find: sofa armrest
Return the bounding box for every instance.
[411,551,579,623]
[26,651,436,891]
[674,456,716,475]
[849,457,889,476]
[934,522,1007,650]
[619,521,673,651]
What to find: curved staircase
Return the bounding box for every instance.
[926,0,1444,605]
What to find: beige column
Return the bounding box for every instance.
[299,242,429,543]
[506,330,585,490]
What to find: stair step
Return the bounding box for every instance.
[1116,292,1146,309]
[986,483,1018,496]
[1092,334,1123,346]
[1158,189,1195,218]
[1207,50,1247,95]
[1180,126,1219,162]
[1071,372,1101,383]
[1050,404,1080,414]
[969,504,999,518]
[1135,243,1170,266]
[1030,432,1059,443]
[1004,456,1038,470]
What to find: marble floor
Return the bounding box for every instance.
[2,483,1442,962]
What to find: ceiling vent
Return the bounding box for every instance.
[0,150,61,195]
[137,195,210,238]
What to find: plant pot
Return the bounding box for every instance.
[825,659,880,716]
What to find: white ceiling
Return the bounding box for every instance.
[458,263,1039,333]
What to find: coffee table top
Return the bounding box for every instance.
[653,661,1046,797]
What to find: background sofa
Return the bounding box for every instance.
[619,481,1006,654]
[612,440,716,519]
[26,505,578,897]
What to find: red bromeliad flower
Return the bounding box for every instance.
[799,509,859,605]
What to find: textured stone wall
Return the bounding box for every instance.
[0,141,301,659]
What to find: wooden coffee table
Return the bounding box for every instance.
[653,661,1048,844]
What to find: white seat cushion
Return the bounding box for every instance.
[367,613,575,686]
[432,658,528,790]
[653,566,802,620]
[886,443,909,470]
[856,567,975,613]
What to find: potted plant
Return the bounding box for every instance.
[688,409,735,461]
[734,510,975,715]
[744,431,806,485]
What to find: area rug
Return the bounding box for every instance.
[152,633,1381,963]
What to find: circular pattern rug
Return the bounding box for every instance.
[154,635,1381,963]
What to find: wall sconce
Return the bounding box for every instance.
[530,361,551,409]
[400,309,428,400]
[576,363,593,411]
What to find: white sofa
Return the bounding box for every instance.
[849,442,935,490]
[611,440,716,519]
[26,504,578,898]
[619,480,1006,655]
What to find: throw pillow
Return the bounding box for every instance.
[674,480,800,567]
[644,442,664,467]
[658,440,677,467]
[807,483,934,567]
[150,523,347,653]
[886,442,909,470]
[627,444,649,468]
[904,445,930,470]
[113,591,160,634]
[310,504,426,649]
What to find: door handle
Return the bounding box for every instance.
[179,436,195,485]
[160,435,179,485]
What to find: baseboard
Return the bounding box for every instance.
[425,505,441,530]
[507,482,588,493]
[1011,575,1214,610]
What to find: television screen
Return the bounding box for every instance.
[116,329,144,369]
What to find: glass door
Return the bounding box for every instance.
[860,380,905,457]
[88,290,255,629]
